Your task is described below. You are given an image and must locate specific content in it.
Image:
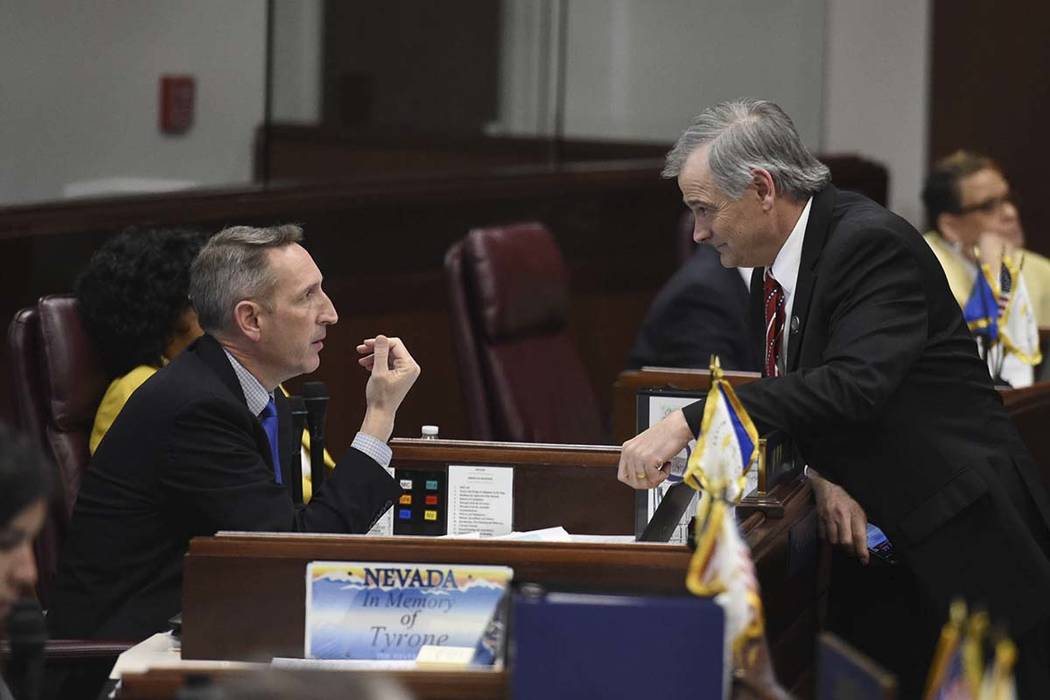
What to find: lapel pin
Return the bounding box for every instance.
[790,316,800,333]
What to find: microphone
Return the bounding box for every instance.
[5,598,47,700]
[302,381,329,491]
[288,396,307,505]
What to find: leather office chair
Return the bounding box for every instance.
[5,296,130,682]
[7,295,107,608]
[445,222,604,443]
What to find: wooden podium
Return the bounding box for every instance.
[174,441,818,687]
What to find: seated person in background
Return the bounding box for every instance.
[628,235,759,371]
[0,424,51,700]
[75,227,207,454]
[78,226,335,496]
[922,151,1050,384]
[48,225,419,648]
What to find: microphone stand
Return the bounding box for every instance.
[288,396,307,505]
[302,381,329,492]
[5,598,46,700]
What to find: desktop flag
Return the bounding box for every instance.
[924,601,970,700]
[963,263,1000,342]
[977,635,1017,700]
[998,255,1041,367]
[681,356,763,672]
[924,602,1000,700]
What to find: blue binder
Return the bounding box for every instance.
[512,591,725,699]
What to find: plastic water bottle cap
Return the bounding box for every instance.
[421,425,439,438]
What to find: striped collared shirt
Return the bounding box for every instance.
[221,349,391,467]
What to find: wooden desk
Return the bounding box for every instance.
[119,667,504,700]
[180,479,817,692]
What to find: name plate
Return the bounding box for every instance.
[305,561,512,662]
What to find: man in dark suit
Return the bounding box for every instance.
[48,225,418,648]
[628,241,758,372]
[618,99,1050,698]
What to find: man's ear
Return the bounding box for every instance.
[232,300,263,342]
[752,168,776,210]
[937,212,962,245]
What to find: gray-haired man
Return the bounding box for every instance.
[619,99,1050,698]
[49,225,419,660]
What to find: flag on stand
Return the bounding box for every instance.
[924,600,973,700]
[680,356,763,673]
[998,254,1041,367]
[924,602,1016,700]
[963,263,1000,342]
[977,635,1017,700]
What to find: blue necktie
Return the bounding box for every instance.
[259,397,282,484]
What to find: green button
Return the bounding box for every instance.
[426,479,439,490]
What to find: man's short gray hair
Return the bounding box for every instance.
[189,224,304,334]
[662,98,831,201]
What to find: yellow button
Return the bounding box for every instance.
[399,494,412,505]
[424,510,438,521]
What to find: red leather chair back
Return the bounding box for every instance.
[445,223,603,443]
[9,307,49,449]
[7,295,107,607]
[37,295,108,516]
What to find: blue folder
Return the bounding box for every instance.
[512,591,725,699]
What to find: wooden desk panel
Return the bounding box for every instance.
[119,667,504,700]
[390,439,631,534]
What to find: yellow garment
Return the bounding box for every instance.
[90,364,158,454]
[277,385,337,503]
[90,365,335,501]
[924,231,1050,326]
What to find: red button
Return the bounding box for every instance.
[425,495,438,505]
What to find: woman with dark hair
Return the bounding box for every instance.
[75,227,207,454]
[76,227,334,496]
[0,423,52,700]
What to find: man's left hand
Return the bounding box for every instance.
[357,335,421,441]
[809,468,869,564]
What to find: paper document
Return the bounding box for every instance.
[494,527,572,542]
[366,466,396,536]
[447,465,513,536]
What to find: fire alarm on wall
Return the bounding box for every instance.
[159,75,195,134]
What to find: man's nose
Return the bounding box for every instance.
[319,290,338,325]
[693,221,712,243]
[12,543,38,591]
[1001,201,1019,222]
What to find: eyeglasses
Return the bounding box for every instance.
[955,192,1018,216]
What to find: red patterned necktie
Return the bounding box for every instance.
[764,270,785,377]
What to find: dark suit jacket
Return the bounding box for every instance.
[48,334,402,642]
[682,186,1050,632]
[628,244,759,371]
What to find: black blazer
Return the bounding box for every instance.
[683,186,1050,631]
[628,243,759,372]
[48,334,401,642]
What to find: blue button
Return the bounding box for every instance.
[426,480,439,490]
[398,509,412,520]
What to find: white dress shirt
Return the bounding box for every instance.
[767,197,813,369]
